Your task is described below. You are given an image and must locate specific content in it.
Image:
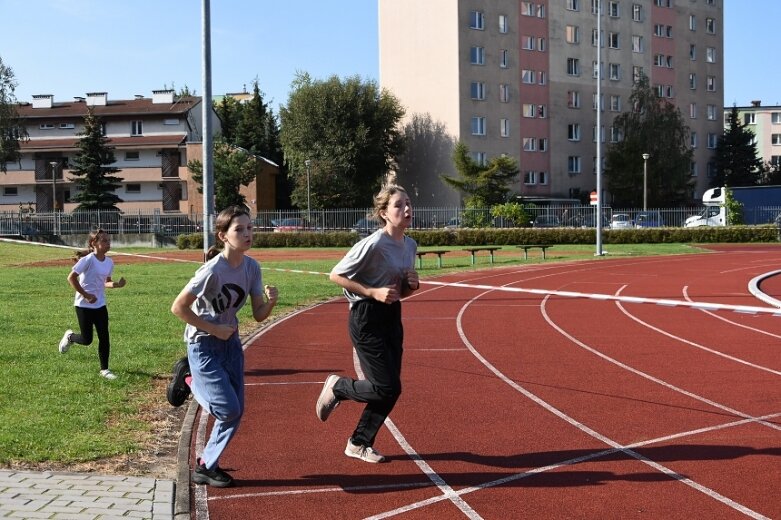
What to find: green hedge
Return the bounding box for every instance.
[176,225,780,250]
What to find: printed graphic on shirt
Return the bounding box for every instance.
[212,283,246,314]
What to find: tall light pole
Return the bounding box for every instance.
[305,159,311,221]
[642,153,650,211]
[49,161,59,212]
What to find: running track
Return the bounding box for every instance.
[189,245,781,519]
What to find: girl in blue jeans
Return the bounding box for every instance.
[171,206,278,487]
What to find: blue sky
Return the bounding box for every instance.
[1,1,778,110]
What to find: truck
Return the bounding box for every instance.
[684,185,781,227]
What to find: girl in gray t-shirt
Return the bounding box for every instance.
[316,183,420,463]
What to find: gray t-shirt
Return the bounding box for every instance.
[331,228,417,306]
[183,254,263,343]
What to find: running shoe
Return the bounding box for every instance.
[166,357,191,407]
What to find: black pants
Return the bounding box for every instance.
[333,299,403,447]
[72,306,111,371]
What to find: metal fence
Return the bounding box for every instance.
[1,204,778,237]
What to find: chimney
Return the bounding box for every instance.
[751,100,761,107]
[152,89,175,104]
[86,92,108,106]
[32,94,53,109]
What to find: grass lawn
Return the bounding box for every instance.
[0,240,705,470]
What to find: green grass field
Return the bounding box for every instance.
[0,240,703,467]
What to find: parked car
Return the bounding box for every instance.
[272,217,307,232]
[444,217,461,229]
[610,213,634,229]
[532,215,561,228]
[563,214,610,228]
[351,216,382,237]
[634,211,665,228]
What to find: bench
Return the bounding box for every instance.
[416,249,449,268]
[518,244,553,260]
[462,246,502,265]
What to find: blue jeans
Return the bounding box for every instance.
[188,333,244,470]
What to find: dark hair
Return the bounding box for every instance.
[206,206,251,259]
[73,227,107,263]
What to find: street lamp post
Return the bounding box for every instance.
[49,161,59,212]
[642,153,650,211]
[304,159,311,221]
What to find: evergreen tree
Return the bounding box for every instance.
[69,110,123,210]
[605,75,692,206]
[713,106,764,187]
[0,56,26,173]
[441,142,520,207]
[188,139,259,211]
[214,95,243,144]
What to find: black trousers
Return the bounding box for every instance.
[333,299,403,447]
[72,305,111,371]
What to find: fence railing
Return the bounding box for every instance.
[1,205,778,237]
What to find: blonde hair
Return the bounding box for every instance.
[372,172,408,219]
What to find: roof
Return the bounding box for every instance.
[20,134,188,151]
[16,96,202,119]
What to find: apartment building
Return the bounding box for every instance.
[728,100,781,171]
[379,0,723,205]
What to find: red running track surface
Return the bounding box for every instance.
[190,247,781,519]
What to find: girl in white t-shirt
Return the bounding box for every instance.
[59,228,126,380]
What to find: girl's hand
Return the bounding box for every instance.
[212,324,237,341]
[264,284,278,303]
[114,277,126,288]
[84,292,97,304]
[373,285,400,304]
[404,268,420,290]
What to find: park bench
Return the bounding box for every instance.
[518,244,553,260]
[462,246,502,265]
[416,249,449,268]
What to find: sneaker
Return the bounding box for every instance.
[344,439,386,463]
[166,357,191,407]
[59,329,73,354]
[100,369,117,380]
[192,460,233,487]
[315,374,340,421]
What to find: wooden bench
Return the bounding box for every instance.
[518,244,553,260]
[462,246,502,265]
[416,249,449,268]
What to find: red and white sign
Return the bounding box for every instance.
[589,191,598,205]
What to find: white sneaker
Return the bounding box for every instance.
[100,369,117,380]
[344,439,386,463]
[315,375,340,421]
[59,329,74,353]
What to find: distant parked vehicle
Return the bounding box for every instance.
[444,217,461,229]
[610,213,634,229]
[532,215,561,228]
[634,211,665,228]
[351,216,382,237]
[272,217,307,232]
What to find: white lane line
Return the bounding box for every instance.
[207,480,434,501]
[682,286,781,340]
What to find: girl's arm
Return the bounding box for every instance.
[67,270,97,304]
[171,287,236,340]
[329,272,400,304]
[105,276,126,288]
[250,285,278,323]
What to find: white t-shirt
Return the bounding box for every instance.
[71,253,114,308]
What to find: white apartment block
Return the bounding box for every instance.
[728,101,781,171]
[380,0,723,205]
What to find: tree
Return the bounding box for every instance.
[605,75,692,206]
[188,140,259,211]
[0,56,27,173]
[69,110,123,210]
[713,106,764,187]
[441,142,520,207]
[279,73,405,208]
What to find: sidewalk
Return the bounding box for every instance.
[0,469,174,519]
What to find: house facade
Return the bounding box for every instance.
[379,0,724,205]
[727,100,781,171]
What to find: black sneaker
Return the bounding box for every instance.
[166,357,191,407]
[192,461,234,487]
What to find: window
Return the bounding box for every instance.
[689,73,697,90]
[500,119,510,138]
[568,90,581,108]
[524,171,537,185]
[566,25,580,44]
[538,38,546,51]
[690,44,696,60]
[706,47,716,63]
[632,35,644,53]
[471,117,486,135]
[744,113,756,125]
[537,4,546,18]
[59,123,75,129]
[125,151,140,161]
[690,103,697,119]
[469,11,484,30]
[707,105,717,120]
[691,132,698,148]
[591,0,600,15]
[522,69,536,84]
[472,152,487,166]
[566,0,580,11]
[689,15,696,31]
[592,29,604,47]
[539,139,548,152]
[470,82,486,100]
[633,66,644,82]
[523,137,537,151]
[538,71,547,85]
[610,126,622,143]
[523,104,537,118]
[772,134,781,145]
[125,183,141,193]
[706,76,716,92]
[567,58,580,76]
[500,49,509,68]
[691,162,698,177]
[499,84,510,102]
[470,46,485,65]
[593,93,604,111]
[592,125,605,143]
[3,187,18,196]
[568,123,581,141]
[608,1,619,17]
[608,32,619,49]
[772,113,781,124]
[539,171,548,185]
[163,118,180,125]
[131,120,143,135]
[609,63,621,80]
[538,105,547,118]
[706,18,715,34]
[521,1,534,16]
[522,35,536,50]
[568,156,581,174]
[39,123,55,130]
[499,14,508,33]
[632,4,643,22]
[610,95,621,111]
[707,133,718,149]
[772,156,781,166]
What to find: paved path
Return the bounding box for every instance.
[0,470,174,519]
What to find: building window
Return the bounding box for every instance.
[537,4,546,18]
[772,113,781,124]
[125,183,141,193]
[522,35,535,50]
[470,46,485,65]
[771,156,781,166]
[690,44,696,60]
[593,125,605,143]
[473,152,487,166]
[593,93,604,111]
[707,105,717,120]
[521,1,534,16]
[539,138,548,152]
[538,71,547,85]
[39,123,55,130]
[125,151,140,161]
[538,105,547,118]
[689,15,696,31]
[632,4,643,22]
[523,137,537,151]
[469,11,484,30]
[633,66,644,83]
[566,0,580,11]
[568,156,582,174]
[610,95,621,111]
[689,73,697,90]
[592,29,604,47]
[524,171,537,185]
[131,120,143,136]
[610,126,622,143]
[522,69,535,84]
[691,132,698,148]
[539,171,548,185]
[608,1,619,17]
[608,32,620,49]
[3,187,18,196]
[609,63,621,80]
[567,58,580,76]
[706,18,716,34]
[500,49,509,68]
[470,82,486,100]
[523,104,537,118]
[500,119,510,138]
[59,123,75,129]
[163,118,180,125]
[568,123,581,141]
[632,35,644,53]
[691,162,698,177]
[471,116,486,135]
[706,47,716,63]
[690,103,697,119]
[744,113,756,125]
[706,76,716,92]
[772,134,781,145]
[499,84,510,102]
[707,133,718,149]
[499,14,508,33]
[566,25,580,44]
[568,90,581,108]
[537,37,546,51]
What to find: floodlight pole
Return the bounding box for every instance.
[595,0,604,256]
[305,159,311,221]
[201,0,214,261]
[49,161,58,213]
[642,153,650,211]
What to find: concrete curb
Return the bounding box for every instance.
[174,398,200,518]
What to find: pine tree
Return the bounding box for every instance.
[69,110,123,210]
[0,56,26,173]
[713,106,764,187]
